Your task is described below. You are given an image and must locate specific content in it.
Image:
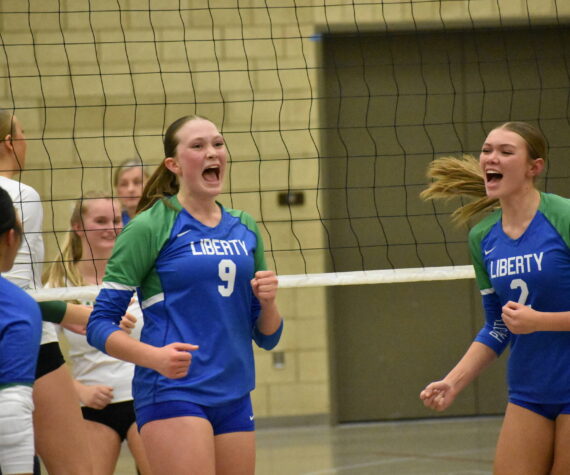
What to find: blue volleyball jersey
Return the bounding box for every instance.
[469,192,570,403]
[0,276,42,388]
[87,196,282,409]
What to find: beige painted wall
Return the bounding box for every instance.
[1,0,567,421]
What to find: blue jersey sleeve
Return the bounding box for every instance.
[86,285,135,353]
[253,319,284,350]
[87,201,173,353]
[249,292,284,350]
[0,280,42,387]
[468,215,510,356]
[0,320,41,387]
[474,291,511,355]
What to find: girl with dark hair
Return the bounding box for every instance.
[88,116,283,474]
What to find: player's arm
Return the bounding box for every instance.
[248,216,283,349]
[251,270,282,335]
[468,227,511,354]
[0,317,41,388]
[87,212,198,378]
[421,227,508,411]
[502,302,570,333]
[72,379,114,410]
[41,301,134,334]
[104,330,198,379]
[89,283,199,379]
[87,214,157,348]
[38,301,91,326]
[420,293,504,412]
[420,342,497,411]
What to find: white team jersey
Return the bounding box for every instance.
[0,176,57,345]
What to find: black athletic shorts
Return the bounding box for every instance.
[82,400,137,441]
[35,342,65,379]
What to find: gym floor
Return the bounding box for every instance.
[113,416,501,474]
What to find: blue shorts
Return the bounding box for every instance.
[510,397,570,421]
[136,394,255,435]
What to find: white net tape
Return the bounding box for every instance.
[28,266,475,302]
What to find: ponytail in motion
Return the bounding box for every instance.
[420,121,547,225]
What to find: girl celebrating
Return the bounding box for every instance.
[420,121,570,474]
[88,115,283,475]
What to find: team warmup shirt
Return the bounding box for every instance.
[0,176,59,345]
[87,196,283,410]
[0,276,42,388]
[469,192,570,404]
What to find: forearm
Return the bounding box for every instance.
[442,342,498,394]
[61,303,91,326]
[256,301,282,335]
[104,329,159,369]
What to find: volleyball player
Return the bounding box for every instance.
[87,115,284,475]
[44,192,151,475]
[0,109,93,474]
[0,187,42,475]
[113,157,149,225]
[419,121,570,474]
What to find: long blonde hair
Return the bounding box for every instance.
[43,191,115,288]
[420,121,547,225]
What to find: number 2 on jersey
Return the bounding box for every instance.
[510,278,529,305]
[218,259,236,297]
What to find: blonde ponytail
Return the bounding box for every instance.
[420,154,498,225]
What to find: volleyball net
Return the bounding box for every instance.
[1,1,570,302]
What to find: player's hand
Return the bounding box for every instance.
[152,342,199,379]
[501,301,539,334]
[78,384,114,410]
[119,312,137,334]
[420,381,456,411]
[251,270,278,305]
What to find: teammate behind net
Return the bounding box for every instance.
[43,192,151,475]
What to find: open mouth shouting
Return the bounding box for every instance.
[485,169,503,184]
[203,165,221,183]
